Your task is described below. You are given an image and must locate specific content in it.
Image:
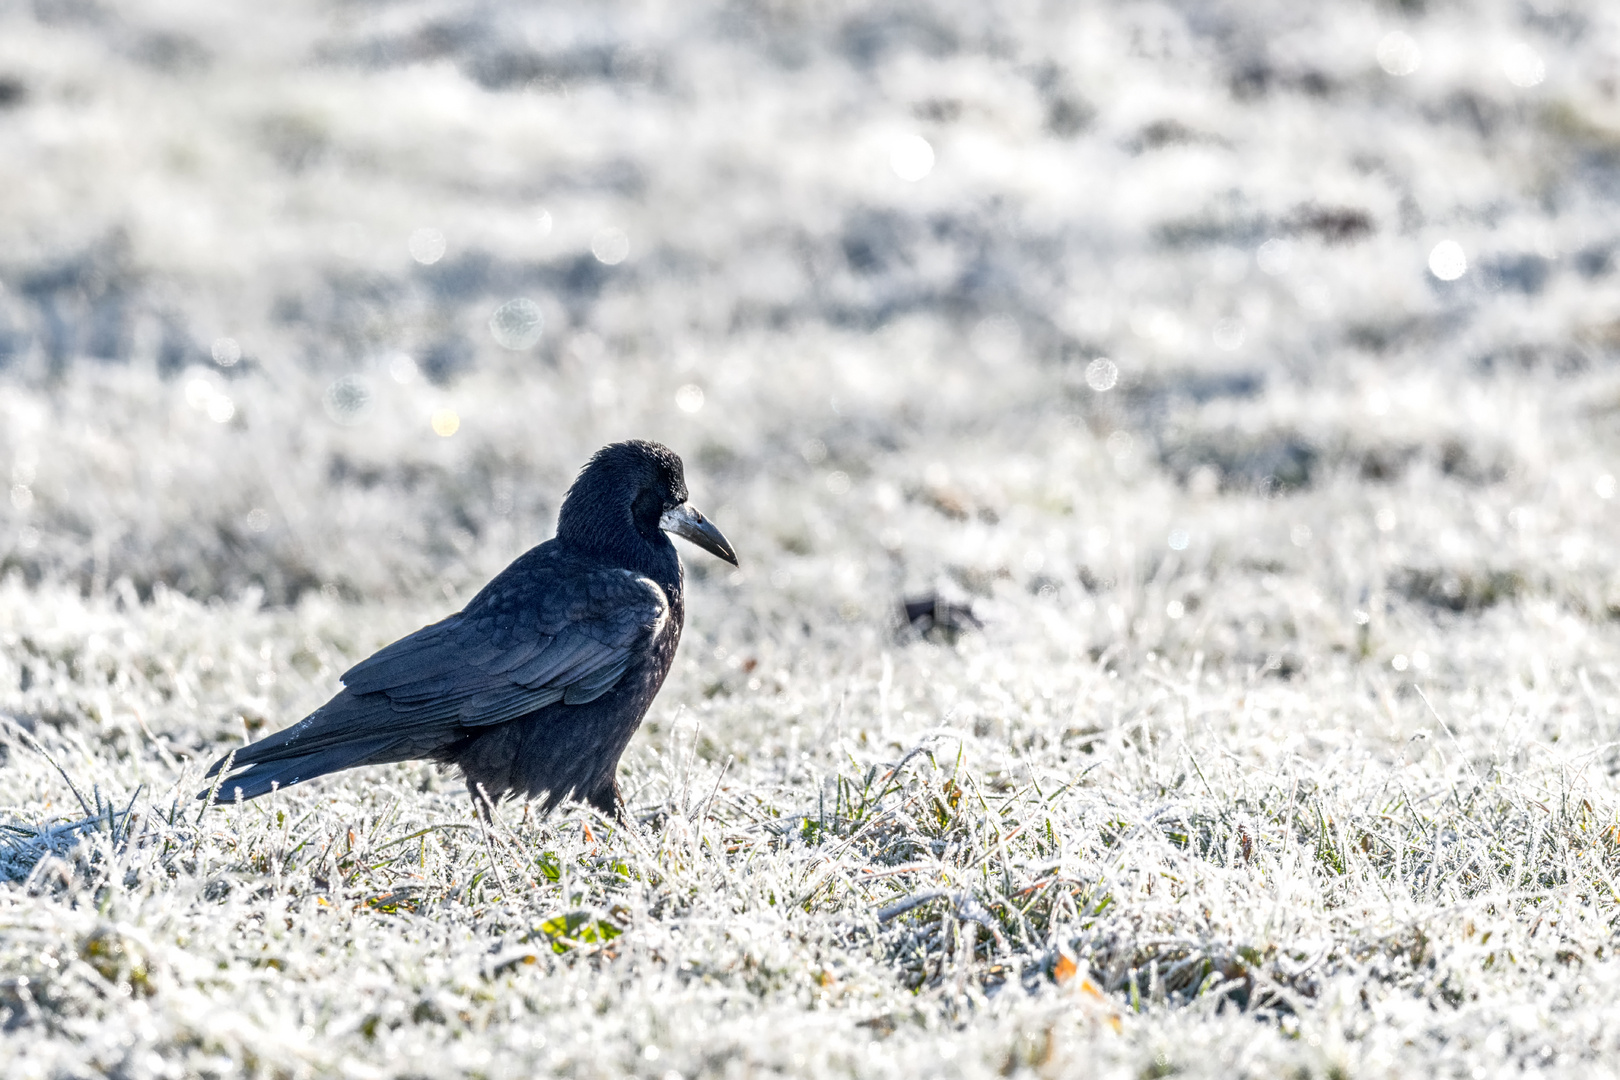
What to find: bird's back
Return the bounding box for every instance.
[204,538,683,809]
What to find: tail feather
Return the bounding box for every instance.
[197,688,464,804]
[202,692,372,780]
[204,735,406,802]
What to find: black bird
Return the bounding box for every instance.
[199,440,736,816]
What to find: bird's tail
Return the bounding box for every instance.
[197,692,417,803]
[202,736,406,803]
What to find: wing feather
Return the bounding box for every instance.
[562,656,632,705]
[338,562,667,732]
[509,635,598,688]
[483,636,552,675]
[202,550,673,795]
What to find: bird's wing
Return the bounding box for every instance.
[207,562,669,776]
[341,565,669,727]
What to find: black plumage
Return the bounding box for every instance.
[199,440,737,815]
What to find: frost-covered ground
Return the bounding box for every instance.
[5,0,1620,1076]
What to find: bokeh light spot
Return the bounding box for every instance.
[592,228,630,265]
[826,471,851,495]
[675,384,705,413]
[184,375,216,410]
[1503,42,1545,88]
[489,299,544,349]
[1168,529,1190,551]
[211,337,241,366]
[1256,238,1292,276]
[1166,600,1185,620]
[1429,240,1467,281]
[1131,308,1183,347]
[536,209,554,237]
[800,438,827,465]
[206,396,235,424]
[1085,358,1118,392]
[891,135,935,181]
[245,508,270,533]
[409,228,446,265]
[10,483,33,511]
[181,370,229,418]
[1376,32,1421,77]
[389,354,418,384]
[324,375,374,425]
[431,409,460,437]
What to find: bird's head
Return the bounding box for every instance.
[557,440,738,572]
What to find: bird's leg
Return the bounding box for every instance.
[467,779,498,823]
[585,778,627,824]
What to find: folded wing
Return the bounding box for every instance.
[201,557,668,799]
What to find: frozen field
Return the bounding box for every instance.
[5,0,1620,1076]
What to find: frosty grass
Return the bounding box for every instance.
[5,1,1620,1077]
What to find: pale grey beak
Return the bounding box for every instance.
[659,503,738,566]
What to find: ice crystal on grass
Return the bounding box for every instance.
[6,0,1620,1077]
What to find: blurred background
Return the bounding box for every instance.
[1,0,1618,678]
[9,7,1620,1073]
